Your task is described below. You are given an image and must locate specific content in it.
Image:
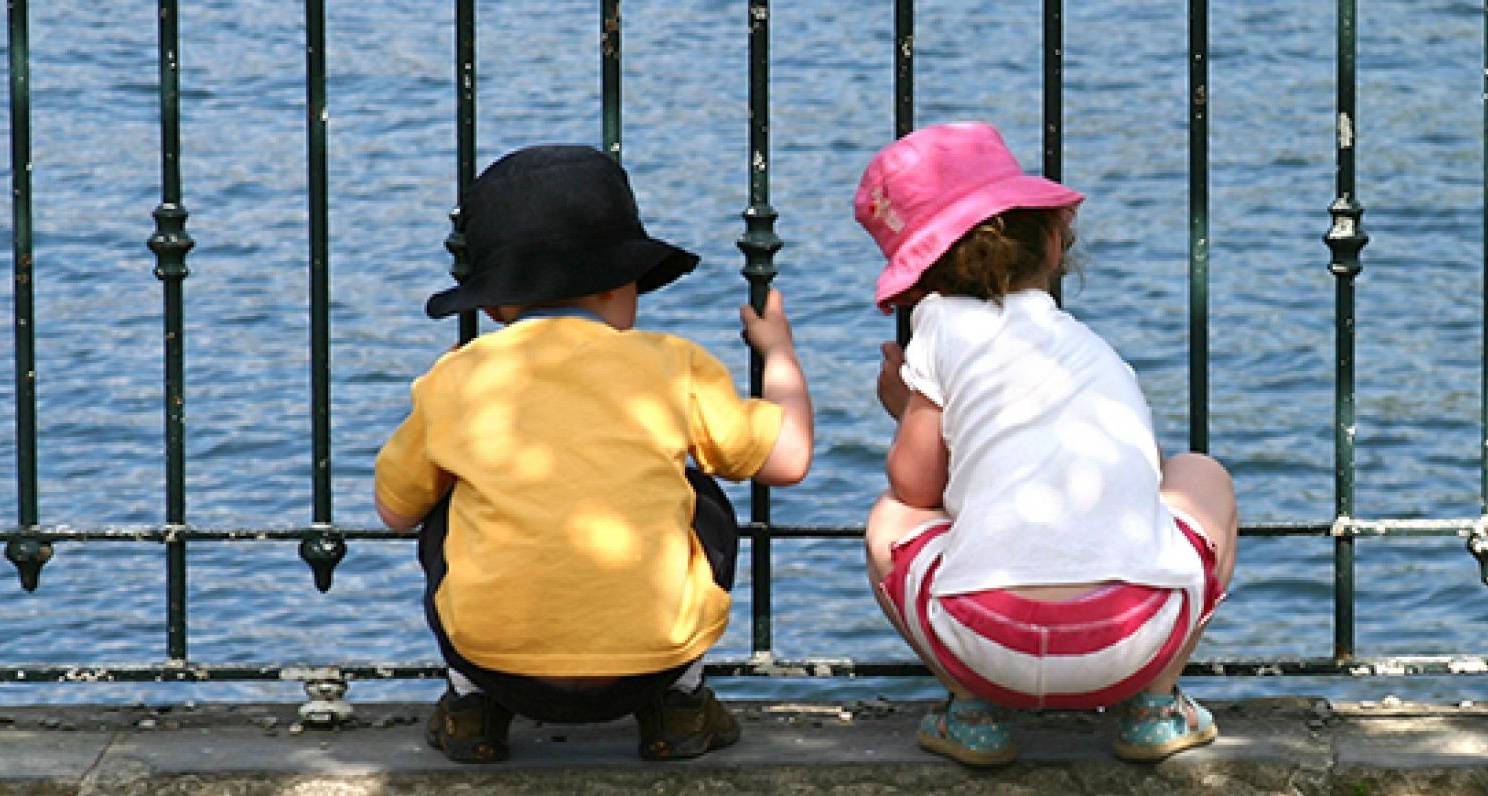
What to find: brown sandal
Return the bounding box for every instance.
[634,686,741,760]
[424,688,513,763]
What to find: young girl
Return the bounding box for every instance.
[854,122,1237,765]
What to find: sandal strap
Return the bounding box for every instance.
[1125,688,1199,728]
[1173,688,1200,730]
[946,694,1004,725]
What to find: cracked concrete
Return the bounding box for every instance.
[0,697,1484,794]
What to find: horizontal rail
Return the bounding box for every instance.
[4,518,1485,542]
[3,654,1487,684]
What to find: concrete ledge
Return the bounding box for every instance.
[2,697,1485,794]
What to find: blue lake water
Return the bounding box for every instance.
[1,0,1485,706]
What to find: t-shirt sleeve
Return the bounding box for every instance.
[684,342,784,482]
[900,296,945,407]
[374,375,453,522]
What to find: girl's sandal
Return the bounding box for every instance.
[1113,687,1219,762]
[915,694,1017,766]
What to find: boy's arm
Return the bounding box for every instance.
[886,391,948,508]
[374,377,452,532]
[375,493,421,531]
[740,288,813,486]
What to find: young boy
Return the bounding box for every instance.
[374,144,813,763]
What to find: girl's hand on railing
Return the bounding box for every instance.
[877,341,909,421]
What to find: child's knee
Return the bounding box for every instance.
[864,493,905,577]
[864,524,896,584]
[1162,453,1237,513]
[1164,451,1228,481]
[865,492,948,581]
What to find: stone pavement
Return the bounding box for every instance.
[1,697,1485,794]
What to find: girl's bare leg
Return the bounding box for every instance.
[864,492,977,698]
[1144,452,1239,696]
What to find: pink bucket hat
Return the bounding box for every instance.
[854,122,1084,312]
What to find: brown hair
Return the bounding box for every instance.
[911,208,1075,304]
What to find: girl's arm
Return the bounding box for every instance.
[886,391,949,508]
[877,341,911,420]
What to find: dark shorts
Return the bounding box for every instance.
[418,467,739,724]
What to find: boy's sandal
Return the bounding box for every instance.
[425,688,514,763]
[915,694,1017,767]
[1113,686,1219,762]
[635,686,741,761]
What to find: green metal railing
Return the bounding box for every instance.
[5,0,1488,703]
[740,0,783,654]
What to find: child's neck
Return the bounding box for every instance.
[494,286,638,330]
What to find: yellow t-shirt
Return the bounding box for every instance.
[375,315,782,676]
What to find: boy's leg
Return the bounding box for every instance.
[417,495,514,763]
[416,493,481,689]
[634,660,740,761]
[632,468,743,760]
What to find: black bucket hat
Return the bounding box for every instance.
[425,145,699,319]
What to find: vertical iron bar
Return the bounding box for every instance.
[9,0,35,530]
[1482,1,1487,520]
[1041,0,1063,184]
[601,0,621,161]
[453,0,476,197]
[297,0,346,594]
[894,0,912,140]
[4,0,51,592]
[148,0,195,661]
[1324,0,1367,661]
[5,0,49,593]
[1189,0,1210,453]
[893,0,913,346]
[305,0,331,528]
[446,0,478,345]
[1043,0,1063,306]
[739,0,781,655]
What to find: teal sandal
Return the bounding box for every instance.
[1113,687,1218,761]
[915,694,1017,766]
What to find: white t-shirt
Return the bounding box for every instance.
[900,291,1203,596]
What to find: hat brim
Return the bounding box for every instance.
[426,236,699,319]
[874,176,1083,312]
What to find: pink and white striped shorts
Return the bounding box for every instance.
[880,513,1223,710]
